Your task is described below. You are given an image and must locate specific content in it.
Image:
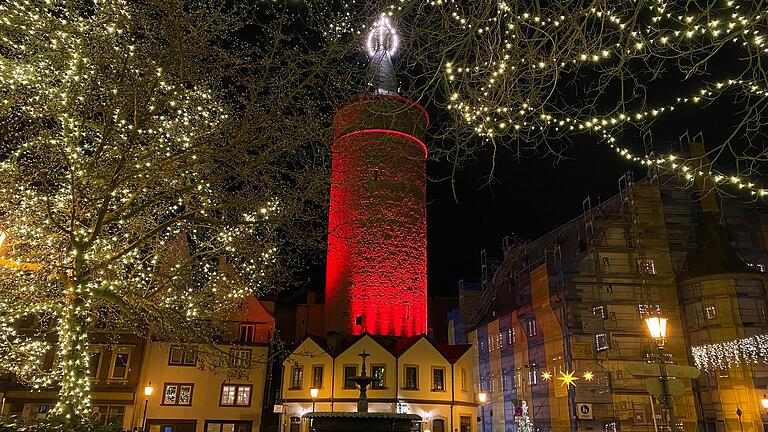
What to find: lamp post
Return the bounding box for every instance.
[142,382,153,432]
[310,387,319,412]
[645,315,679,432]
[478,392,487,432]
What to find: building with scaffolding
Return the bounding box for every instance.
[467,144,768,432]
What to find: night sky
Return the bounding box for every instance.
[425,138,642,296]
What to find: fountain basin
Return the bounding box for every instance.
[303,411,422,432]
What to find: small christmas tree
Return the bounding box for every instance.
[517,401,533,432]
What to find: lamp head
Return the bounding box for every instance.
[310,387,319,399]
[144,383,154,397]
[478,392,487,404]
[762,393,768,409]
[645,316,668,342]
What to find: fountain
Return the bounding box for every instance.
[302,350,421,432]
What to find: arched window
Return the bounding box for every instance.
[289,416,301,432]
[433,419,445,432]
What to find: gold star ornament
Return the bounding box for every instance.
[582,371,594,381]
[558,371,578,387]
[541,371,552,381]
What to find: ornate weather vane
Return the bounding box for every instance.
[366,15,400,95]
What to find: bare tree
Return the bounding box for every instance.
[306,0,768,195]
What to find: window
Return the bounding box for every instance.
[604,422,618,432]
[371,365,385,389]
[528,367,538,385]
[206,421,251,432]
[404,365,418,390]
[290,366,303,389]
[312,365,324,389]
[460,416,471,432]
[290,417,301,432]
[220,384,252,407]
[229,349,252,368]
[639,259,657,275]
[93,406,124,426]
[592,305,606,319]
[461,367,467,391]
[705,305,717,320]
[162,383,194,406]
[343,365,358,389]
[432,367,445,391]
[638,304,661,319]
[238,324,256,343]
[527,319,537,337]
[595,333,609,351]
[110,348,131,379]
[88,350,102,379]
[433,419,445,432]
[169,346,196,366]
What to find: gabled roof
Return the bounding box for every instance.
[289,332,471,364]
[438,343,472,363]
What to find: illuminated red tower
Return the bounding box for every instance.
[324,17,428,336]
[325,95,429,337]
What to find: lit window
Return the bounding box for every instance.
[705,306,717,320]
[312,365,324,389]
[229,349,251,368]
[371,365,385,389]
[344,365,358,389]
[162,383,193,406]
[290,366,303,389]
[220,384,252,407]
[638,304,661,319]
[432,367,445,391]
[592,305,606,319]
[528,366,538,385]
[169,346,196,366]
[639,259,657,275]
[404,365,418,390]
[527,319,537,337]
[604,421,618,432]
[110,348,131,379]
[460,367,467,391]
[595,333,609,351]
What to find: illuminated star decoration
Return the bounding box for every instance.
[541,371,552,381]
[558,371,578,387]
[582,371,594,381]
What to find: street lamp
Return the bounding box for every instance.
[645,315,678,432]
[478,392,488,432]
[310,387,319,412]
[142,382,153,432]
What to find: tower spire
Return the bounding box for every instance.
[366,15,399,95]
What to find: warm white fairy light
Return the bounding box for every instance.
[691,334,768,371]
[0,0,284,419]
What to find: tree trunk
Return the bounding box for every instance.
[54,274,92,419]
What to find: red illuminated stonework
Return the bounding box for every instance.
[325,95,429,336]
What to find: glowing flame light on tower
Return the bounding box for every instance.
[366,16,400,95]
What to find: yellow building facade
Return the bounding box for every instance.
[0,296,277,432]
[279,334,477,432]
